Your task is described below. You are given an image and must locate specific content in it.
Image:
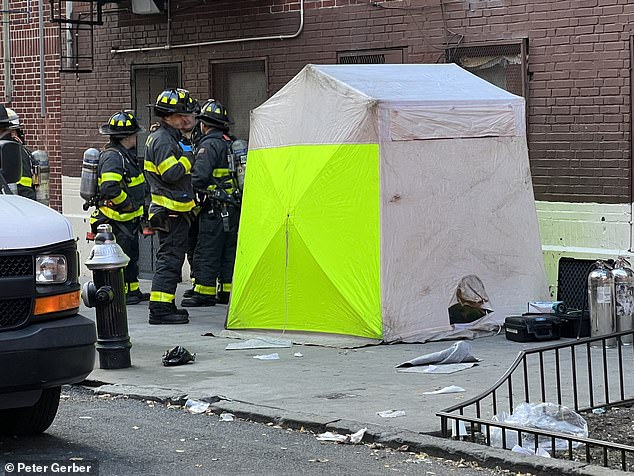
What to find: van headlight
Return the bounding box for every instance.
[35,255,67,284]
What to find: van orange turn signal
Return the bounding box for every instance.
[34,291,80,316]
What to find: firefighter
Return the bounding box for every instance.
[179,99,201,299]
[145,88,197,324]
[182,99,239,307]
[0,107,37,200]
[90,111,149,305]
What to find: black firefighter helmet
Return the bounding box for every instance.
[196,98,233,129]
[99,111,144,137]
[151,88,196,115]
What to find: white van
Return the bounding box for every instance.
[0,140,96,435]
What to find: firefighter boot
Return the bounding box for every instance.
[181,292,216,307]
[183,287,196,298]
[216,291,230,305]
[126,289,150,305]
[148,303,189,325]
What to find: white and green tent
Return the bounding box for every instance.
[226,64,548,343]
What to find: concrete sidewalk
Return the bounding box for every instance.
[82,279,624,475]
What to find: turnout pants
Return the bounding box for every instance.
[91,214,141,293]
[192,206,239,296]
[150,213,190,307]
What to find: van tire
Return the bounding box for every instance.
[0,387,61,435]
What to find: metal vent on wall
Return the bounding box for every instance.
[337,48,404,65]
[339,54,386,64]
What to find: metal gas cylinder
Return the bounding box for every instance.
[32,150,49,206]
[611,257,634,345]
[80,147,100,210]
[588,260,616,347]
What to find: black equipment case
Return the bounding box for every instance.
[504,315,561,342]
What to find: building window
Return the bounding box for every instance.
[447,41,527,98]
[210,60,268,141]
[337,48,404,65]
[131,63,181,158]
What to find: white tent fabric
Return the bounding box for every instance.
[244,63,547,343]
[250,63,526,148]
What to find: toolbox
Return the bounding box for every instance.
[504,315,561,342]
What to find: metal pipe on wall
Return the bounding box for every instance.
[39,0,46,116]
[111,0,304,54]
[3,0,12,103]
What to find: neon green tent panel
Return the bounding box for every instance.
[227,143,382,339]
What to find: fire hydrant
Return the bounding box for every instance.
[81,223,132,369]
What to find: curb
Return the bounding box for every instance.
[85,381,626,476]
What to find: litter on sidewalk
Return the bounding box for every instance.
[422,385,465,395]
[225,338,292,350]
[397,363,476,374]
[253,353,280,360]
[396,341,479,368]
[162,346,196,366]
[377,410,406,418]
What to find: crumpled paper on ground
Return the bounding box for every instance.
[376,410,406,418]
[422,385,465,395]
[316,428,367,444]
[396,341,479,368]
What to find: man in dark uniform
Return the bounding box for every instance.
[144,88,197,324]
[89,111,149,305]
[1,107,37,200]
[182,99,239,307]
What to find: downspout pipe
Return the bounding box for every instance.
[39,0,45,116]
[111,0,304,54]
[3,0,12,103]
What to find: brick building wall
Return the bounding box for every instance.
[0,1,62,210]
[59,0,633,205]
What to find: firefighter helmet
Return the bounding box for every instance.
[152,88,195,115]
[184,92,200,114]
[0,104,10,128]
[99,111,144,136]
[5,108,20,129]
[196,99,233,128]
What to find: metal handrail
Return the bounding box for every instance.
[437,329,634,471]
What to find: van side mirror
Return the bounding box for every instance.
[0,140,23,185]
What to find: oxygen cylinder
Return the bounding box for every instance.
[31,150,49,206]
[588,260,616,347]
[80,148,100,210]
[230,139,248,192]
[611,257,634,345]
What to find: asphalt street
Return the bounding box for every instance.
[0,386,529,476]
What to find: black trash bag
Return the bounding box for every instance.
[162,346,196,366]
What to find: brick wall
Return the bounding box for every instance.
[0,1,62,210]
[59,0,634,204]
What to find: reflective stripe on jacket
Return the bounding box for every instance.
[144,122,195,213]
[96,142,145,222]
[191,129,235,196]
